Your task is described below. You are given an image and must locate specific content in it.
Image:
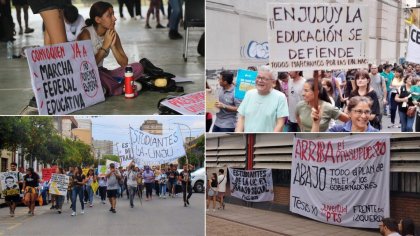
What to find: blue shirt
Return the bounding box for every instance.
[328,121,379,132]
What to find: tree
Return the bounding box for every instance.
[24,117,55,167]
[178,135,204,167]
[98,154,120,165]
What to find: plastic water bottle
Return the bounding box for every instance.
[7,41,13,59]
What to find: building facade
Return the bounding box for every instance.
[140,120,163,135]
[206,133,420,227]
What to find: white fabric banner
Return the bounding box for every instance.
[26,40,105,115]
[118,142,134,167]
[267,3,369,71]
[129,127,186,165]
[406,24,420,64]
[49,174,69,196]
[228,168,274,202]
[290,135,390,228]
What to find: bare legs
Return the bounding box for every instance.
[40,9,66,45]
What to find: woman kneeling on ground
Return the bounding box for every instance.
[77,1,143,96]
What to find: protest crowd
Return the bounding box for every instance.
[1,162,196,217]
[207,63,420,133]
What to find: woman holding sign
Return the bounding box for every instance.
[296,78,349,132]
[77,1,144,96]
[71,167,87,216]
[85,169,97,207]
[51,167,65,214]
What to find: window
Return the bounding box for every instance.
[272,169,291,187]
[390,172,420,194]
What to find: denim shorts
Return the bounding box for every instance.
[28,0,70,14]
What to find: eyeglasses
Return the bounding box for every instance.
[256,76,272,82]
[352,109,371,115]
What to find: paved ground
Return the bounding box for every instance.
[0,192,204,236]
[0,5,204,115]
[207,215,281,236]
[206,74,410,132]
[206,203,378,236]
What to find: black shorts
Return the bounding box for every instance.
[12,0,28,6]
[27,0,70,14]
[5,195,21,203]
[107,189,118,198]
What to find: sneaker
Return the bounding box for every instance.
[186,200,190,205]
[169,30,183,40]
[184,202,187,207]
[71,212,76,216]
[131,204,134,208]
[89,204,93,207]
[24,28,34,34]
[388,124,395,128]
[28,211,32,215]
[111,209,116,213]
[109,207,113,212]
[58,210,62,214]
[50,205,55,210]
[80,210,84,214]
[156,24,165,29]
[145,23,152,29]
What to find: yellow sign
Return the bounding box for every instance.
[82,168,89,176]
[91,181,99,193]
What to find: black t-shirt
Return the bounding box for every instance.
[73,174,86,186]
[168,170,179,181]
[210,178,217,188]
[180,170,192,184]
[397,85,415,112]
[24,173,40,187]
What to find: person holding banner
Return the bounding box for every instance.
[22,168,40,216]
[317,96,379,132]
[236,66,289,132]
[106,163,121,213]
[167,164,179,198]
[77,1,145,96]
[206,173,218,212]
[296,78,349,132]
[2,162,23,217]
[180,164,194,207]
[213,71,241,132]
[71,167,86,216]
[142,166,155,201]
[52,167,65,214]
[126,162,138,208]
[135,167,144,200]
[158,169,168,199]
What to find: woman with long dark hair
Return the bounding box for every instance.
[398,218,415,236]
[85,169,97,207]
[71,166,86,216]
[388,67,405,128]
[22,167,40,216]
[395,75,416,132]
[348,70,381,130]
[77,1,144,96]
[206,173,218,212]
[296,78,349,132]
[142,166,155,201]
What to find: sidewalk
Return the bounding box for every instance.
[206,203,378,236]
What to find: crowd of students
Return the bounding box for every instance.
[208,63,420,133]
[2,162,196,217]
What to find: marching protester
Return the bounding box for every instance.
[135,167,144,199]
[23,167,40,216]
[217,169,227,210]
[180,164,194,207]
[167,164,178,198]
[98,176,107,204]
[213,71,241,132]
[154,166,161,197]
[296,78,349,132]
[77,1,145,96]
[3,162,23,217]
[236,65,289,132]
[52,167,66,214]
[159,169,168,199]
[85,169,97,207]
[106,163,121,213]
[126,162,138,208]
[348,70,381,130]
[206,173,218,212]
[142,166,155,201]
[389,67,405,129]
[381,64,395,117]
[287,71,305,132]
[395,75,416,132]
[71,167,86,216]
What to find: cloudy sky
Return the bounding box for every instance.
[76,116,204,145]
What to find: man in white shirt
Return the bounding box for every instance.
[379,218,402,236]
[217,169,227,210]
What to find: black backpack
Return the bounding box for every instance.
[139,58,184,93]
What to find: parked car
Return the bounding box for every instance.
[177,167,205,193]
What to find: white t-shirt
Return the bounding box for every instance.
[217,174,227,193]
[126,170,138,187]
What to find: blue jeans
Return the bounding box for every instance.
[86,185,94,205]
[72,186,84,212]
[399,111,414,132]
[169,0,181,31]
[212,125,235,132]
[160,183,167,196]
[55,195,64,210]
